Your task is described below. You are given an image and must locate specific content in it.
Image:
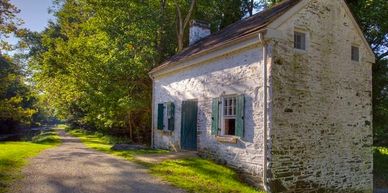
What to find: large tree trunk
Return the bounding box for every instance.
[174,0,196,52]
[155,0,167,65]
[127,112,133,142]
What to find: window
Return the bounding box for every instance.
[351,46,360,62]
[223,96,237,135]
[211,95,245,138]
[294,31,306,50]
[157,102,175,131]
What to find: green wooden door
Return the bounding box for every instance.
[181,100,198,150]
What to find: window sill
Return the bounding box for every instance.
[294,48,307,54]
[216,135,239,144]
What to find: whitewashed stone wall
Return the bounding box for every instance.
[153,44,266,187]
[267,0,373,192]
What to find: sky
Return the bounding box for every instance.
[6,0,54,46]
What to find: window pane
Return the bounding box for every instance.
[224,119,236,135]
[223,96,238,117]
[294,32,306,50]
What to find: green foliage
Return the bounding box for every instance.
[31,131,61,144]
[374,146,388,188]
[25,0,266,143]
[150,158,263,193]
[0,0,26,51]
[0,56,38,133]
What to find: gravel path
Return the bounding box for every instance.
[10,130,185,193]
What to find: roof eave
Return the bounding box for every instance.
[149,28,269,78]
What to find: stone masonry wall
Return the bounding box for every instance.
[153,43,266,187]
[268,0,374,192]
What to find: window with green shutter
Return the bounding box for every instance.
[212,94,245,137]
[157,103,164,130]
[235,94,245,138]
[211,98,219,135]
[167,102,175,131]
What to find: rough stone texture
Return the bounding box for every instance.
[267,0,374,192]
[153,43,266,188]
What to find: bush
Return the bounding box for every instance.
[32,131,60,145]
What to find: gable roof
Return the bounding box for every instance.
[150,0,302,74]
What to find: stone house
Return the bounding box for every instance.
[149,0,375,192]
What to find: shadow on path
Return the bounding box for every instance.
[10,130,185,193]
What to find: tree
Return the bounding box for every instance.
[0,0,25,52]
[174,0,196,52]
[0,55,37,133]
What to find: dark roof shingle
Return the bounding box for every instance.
[151,0,301,73]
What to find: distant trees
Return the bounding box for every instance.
[0,1,37,134]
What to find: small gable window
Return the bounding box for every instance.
[351,46,360,62]
[294,31,306,50]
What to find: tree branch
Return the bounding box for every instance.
[183,0,196,30]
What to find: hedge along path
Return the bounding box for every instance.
[10,130,185,193]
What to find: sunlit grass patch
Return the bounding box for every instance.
[67,128,167,161]
[0,130,60,193]
[32,131,61,145]
[150,158,264,193]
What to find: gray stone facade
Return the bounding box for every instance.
[150,0,374,192]
[267,0,374,192]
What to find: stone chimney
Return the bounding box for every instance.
[189,20,211,46]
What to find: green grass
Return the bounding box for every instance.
[0,130,60,193]
[150,158,263,193]
[374,146,388,188]
[67,129,167,161]
[68,128,263,193]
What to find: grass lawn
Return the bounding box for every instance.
[0,130,60,193]
[150,158,263,193]
[374,146,388,188]
[67,129,167,161]
[68,128,264,193]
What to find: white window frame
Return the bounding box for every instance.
[219,95,237,136]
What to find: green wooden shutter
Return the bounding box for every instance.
[167,102,175,131]
[211,98,219,135]
[235,94,245,138]
[157,103,164,130]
